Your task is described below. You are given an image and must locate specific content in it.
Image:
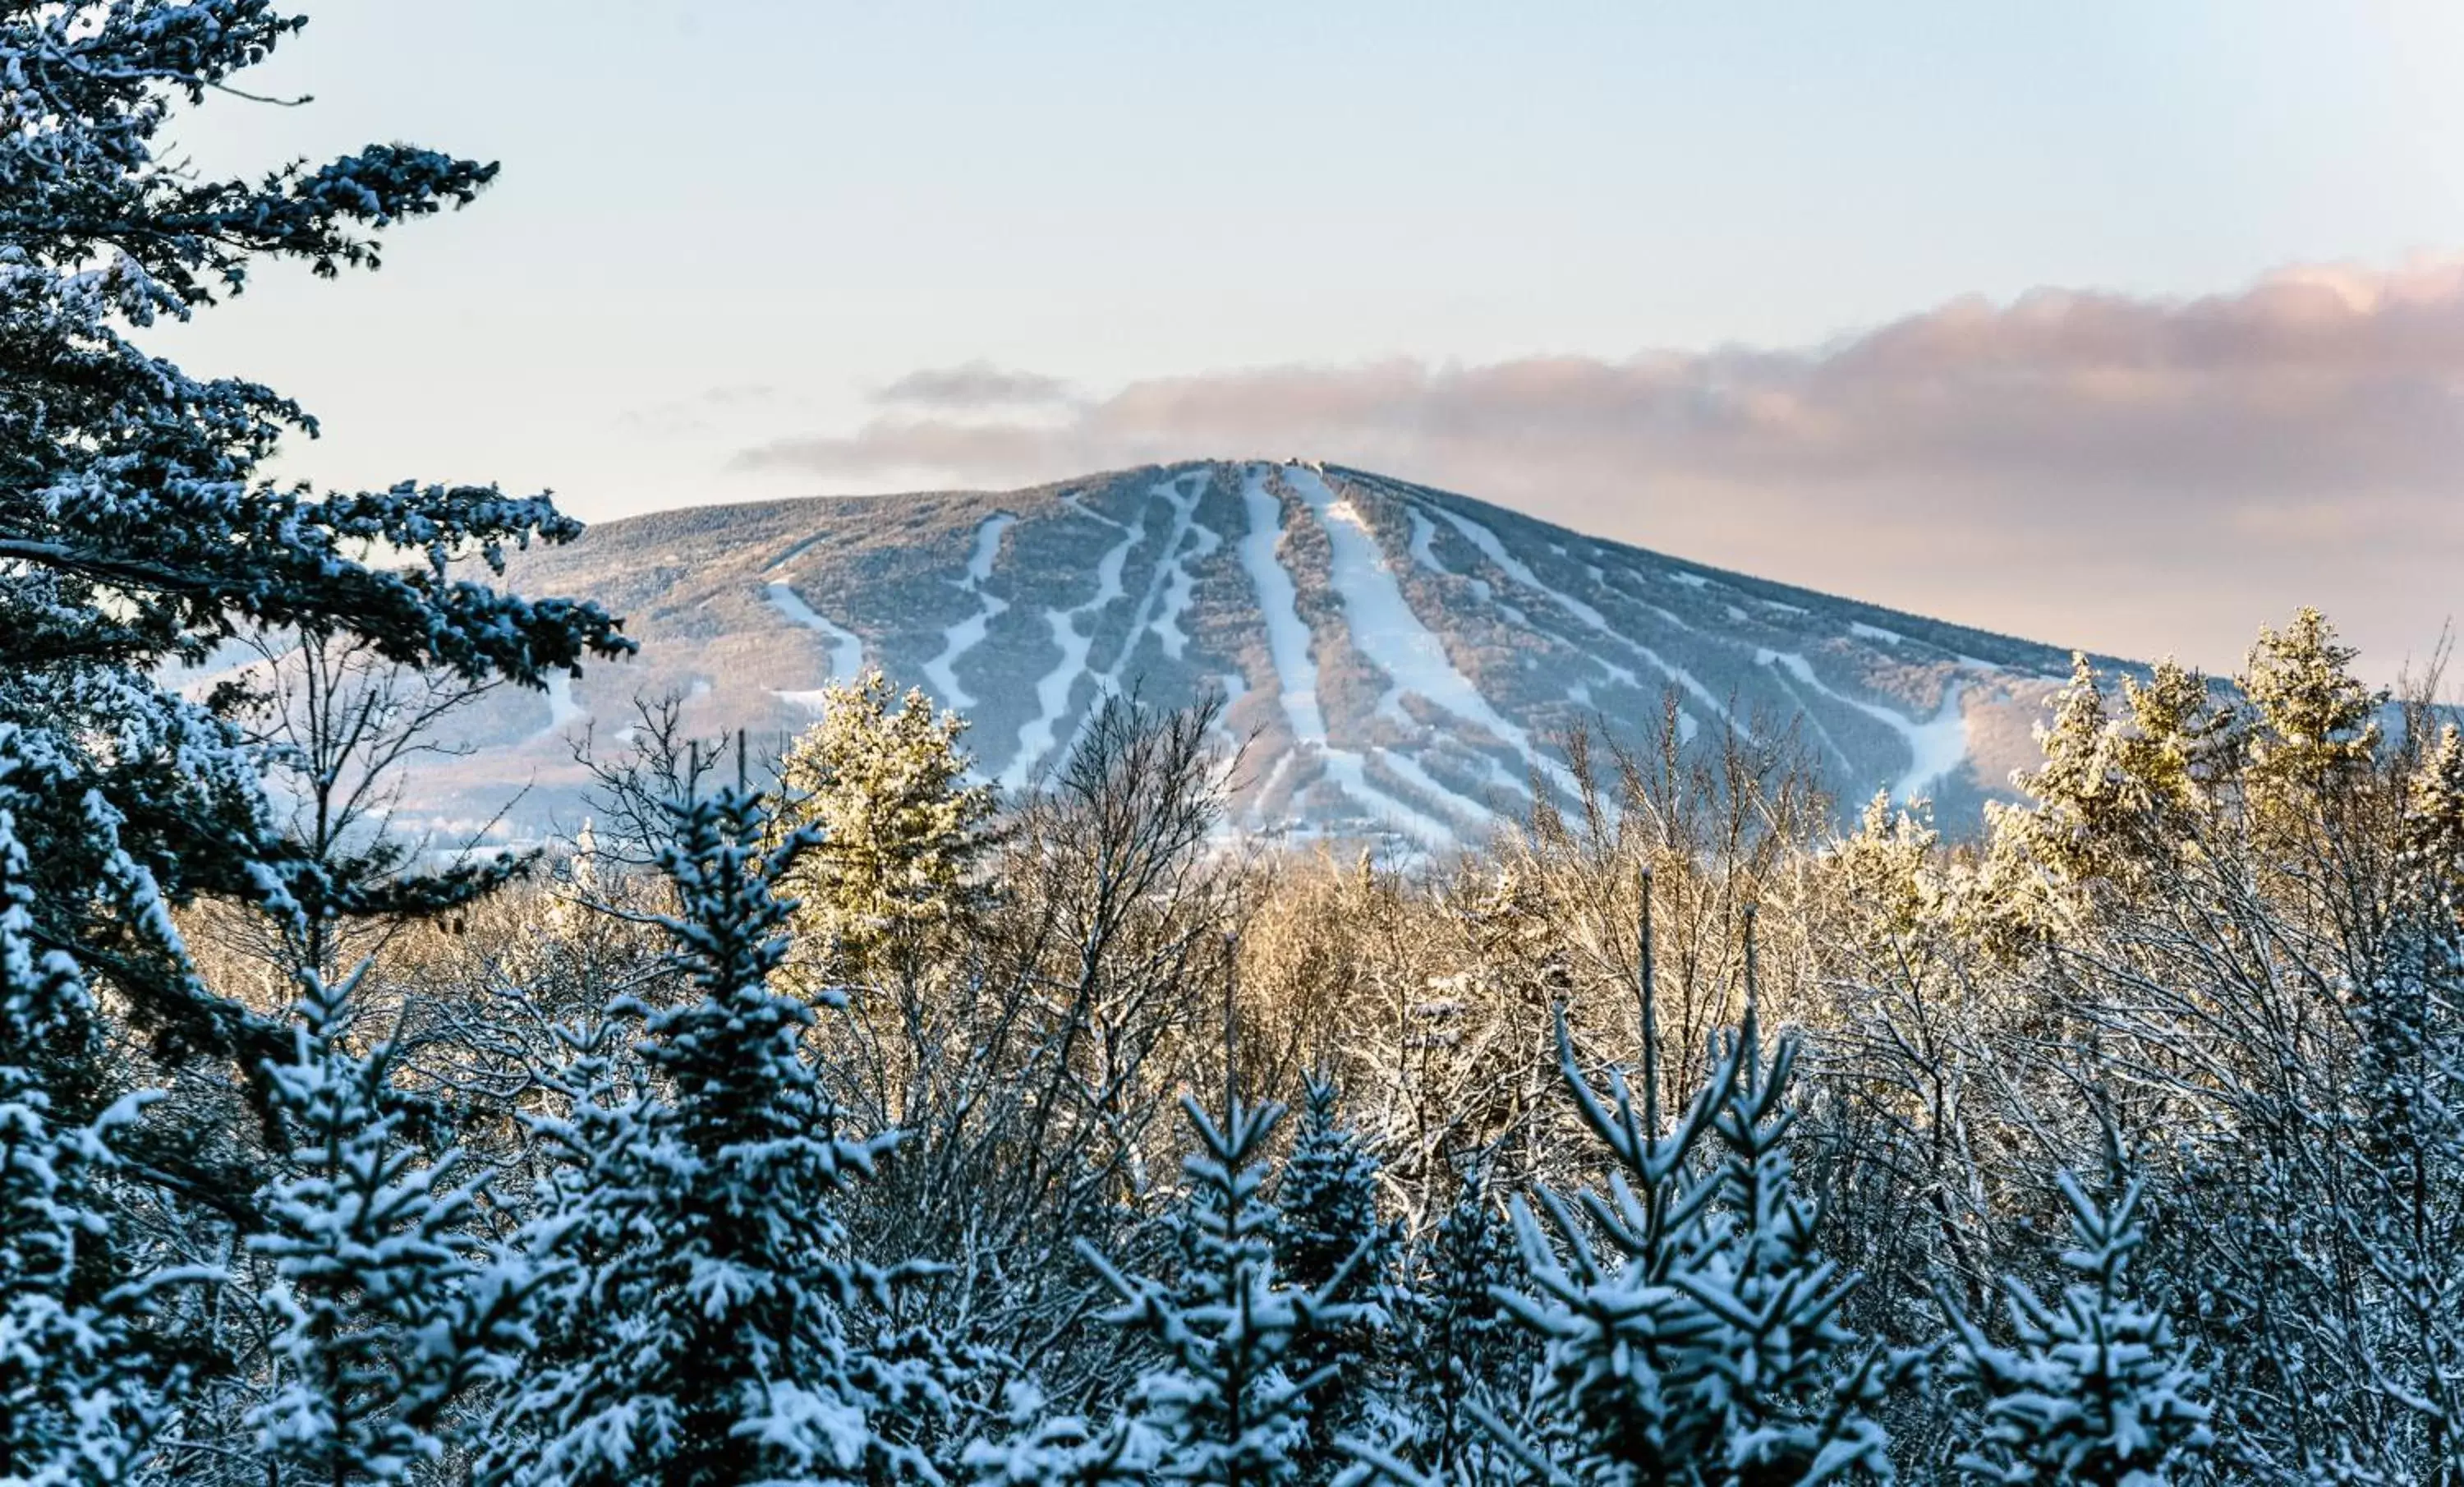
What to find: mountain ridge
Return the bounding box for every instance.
[384,459,2093,847]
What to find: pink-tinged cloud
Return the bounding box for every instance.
[873,361,1078,409]
[733,260,2464,679]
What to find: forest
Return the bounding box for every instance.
[7,6,2462,1486]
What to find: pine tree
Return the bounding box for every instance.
[2111,660,2222,825]
[483,786,940,1487]
[771,670,995,988]
[1832,790,1948,953]
[1395,1161,1531,1484]
[1939,1176,2213,1486]
[0,759,177,1485]
[1,12,622,1470]
[0,0,627,1080]
[961,1385,1159,1487]
[1079,1093,1363,1486]
[2241,607,2383,837]
[2016,653,2125,886]
[246,964,538,1484]
[1272,1078,1394,1483]
[1482,1010,1906,1487]
[1696,1013,1905,1484]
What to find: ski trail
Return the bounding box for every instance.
[1318,752,1460,846]
[1426,504,1741,731]
[1047,471,1216,772]
[764,532,834,572]
[1756,654,1854,773]
[1406,508,1450,573]
[1759,649,1968,801]
[1239,466,1328,741]
[1289,467,1563,800]
[764,582,865,679]
[1093,473,1206,688]
[1378,748,1508,825]
[1153,500,1221,661]
[1234,465,1464,847]
[1249,749,1298,829]
[924,513,1015,712]
[1004,493,1147,788]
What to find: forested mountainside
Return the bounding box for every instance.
[395,459,2088,843]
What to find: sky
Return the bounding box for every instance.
[158,2,2464,681]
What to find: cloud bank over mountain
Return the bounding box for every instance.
[734,261,2464,679]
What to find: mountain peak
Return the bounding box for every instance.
[407,459,2076,847]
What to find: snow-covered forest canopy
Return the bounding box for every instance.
[5,7,2462,1486]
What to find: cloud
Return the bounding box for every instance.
[872,361,1078,410]
[732,260,2464,678]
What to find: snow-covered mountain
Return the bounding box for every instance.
[404,460,2088,847]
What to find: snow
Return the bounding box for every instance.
[762,532,834,572]
[1758,649,1969,801]
[539,672,585,736]
[1671,570,1710,589]
[1317,751,1461,847]
[1424,503,1740,730]
[1231,466,1466,847]
[1375,748,1501,824]
[763,582,864,679]
[1239,467,1327,743]
[1405,509,1449,574]
[770,690,833,713]
[1152,504,1221,661]
[1408,506,1548,628]
[923,514,1015,713]
[1289,467,1542,767]
[1004,495,1145,788]
[1757,653,1854,771]
[1092,473,1205,685]
[1850,621,1905,647]
[1209,669,1251,765]
[1248,750,1299,826]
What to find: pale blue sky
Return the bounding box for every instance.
[156,2,2464,669]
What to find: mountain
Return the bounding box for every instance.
[390,459,2086,849]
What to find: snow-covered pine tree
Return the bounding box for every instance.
[1079,1093,1364,1486]
[483,786,941,1487]
[1939,1175,2213,1486]
[0,751,181,1485]
[1394,1159,1531,1484]
[1702,1001,1909,1484]
[960,1387,1159,1487]
[2,8,624,1467]
[1271,1077,1395,1484]
[0,0,627,1077]
[246,961,539,1484]
[770,670,995,989]
[1479,1006,1905,1487]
